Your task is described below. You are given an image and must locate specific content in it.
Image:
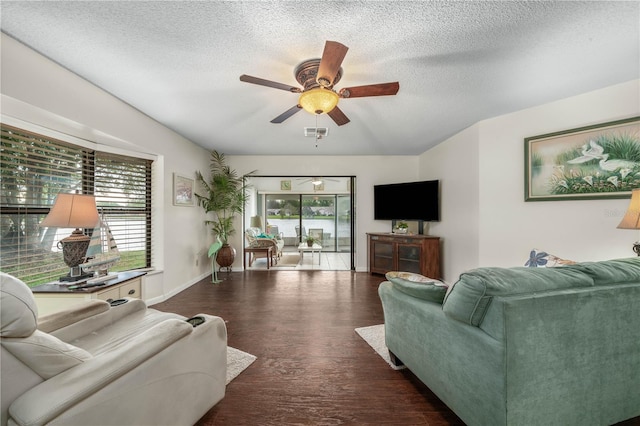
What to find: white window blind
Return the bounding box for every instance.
[0,124,152,286]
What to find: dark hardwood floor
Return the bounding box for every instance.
[152,271,640,426]
[152,270,464,425]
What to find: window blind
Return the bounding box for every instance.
[0,124,152,286]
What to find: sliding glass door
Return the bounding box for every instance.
[264,193,348,253]
[301,194,335,251]
[256,176,355,270]
[335,194,352,253]
[264,193,300,246]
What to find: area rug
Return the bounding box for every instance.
[274,254,300,267]
[227,346,257,384]
[355,324,406,371]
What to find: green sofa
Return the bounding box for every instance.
[378,257,640,426]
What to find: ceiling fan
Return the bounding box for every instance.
[296,177,339,185]
[240,41,399,126]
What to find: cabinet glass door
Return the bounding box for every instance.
[372,241,394,272]
[397,244,422,274]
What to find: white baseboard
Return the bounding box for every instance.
[146,272,209,307]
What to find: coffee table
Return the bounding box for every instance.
[298,243,322,265]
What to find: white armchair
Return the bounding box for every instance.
[245,227,284,264]
[0,272,227,426]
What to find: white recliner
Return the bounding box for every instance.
[0,272,227,426]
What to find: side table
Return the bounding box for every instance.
[244,246,273,269]
[31,271,146,316]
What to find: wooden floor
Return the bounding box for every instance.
[153,270,464,425]
[152,271,640,426]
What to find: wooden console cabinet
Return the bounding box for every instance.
[32,271,145,316]
[367,233,441,278]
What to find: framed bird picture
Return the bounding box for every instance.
[524,116,640,201]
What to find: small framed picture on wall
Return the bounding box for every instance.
[280,180,291,191]
[173,173,195,206]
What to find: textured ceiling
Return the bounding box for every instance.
[1,1,638,155]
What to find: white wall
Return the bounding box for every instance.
[1,34,213,303]
[226,155,420,271]
[418,124,480,282]
[420,79,640,281]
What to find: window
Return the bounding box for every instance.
[0,124,152,287]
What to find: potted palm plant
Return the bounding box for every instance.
[195,150,255,270]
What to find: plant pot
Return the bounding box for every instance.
[216,244,236,270]
[307,240,314,247]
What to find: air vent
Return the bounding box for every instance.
[304,127,329,137]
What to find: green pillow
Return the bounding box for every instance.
[385,271,448,304]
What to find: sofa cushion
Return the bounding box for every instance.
[0,272,38,338]
[524,248,576,267]
[385,272,448,304]
[2,329,92,379]
[572,257,640,285]
[443,266,593,326]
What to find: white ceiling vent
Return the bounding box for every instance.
[304,127,329,138]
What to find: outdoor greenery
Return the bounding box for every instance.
[267,215,335,220]
[266,197,337,219]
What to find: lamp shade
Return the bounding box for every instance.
[617,189,640,229]
[299,88,339,115]
[40,193,99,229]
[250,215,263,229]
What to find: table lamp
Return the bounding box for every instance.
[40,193,100,281]
[617,188,640,256]
[250,215,263,231]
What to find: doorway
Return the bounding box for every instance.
[246,176,355,271]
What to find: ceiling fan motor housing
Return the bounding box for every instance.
[294,59,343,91]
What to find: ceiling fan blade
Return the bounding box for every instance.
[270,105,303,123]
[327,106,350,126]
[240,74,301,93]
[317,41,349,88]
[339,82,400,98]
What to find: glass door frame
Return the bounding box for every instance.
[246,175,356,271]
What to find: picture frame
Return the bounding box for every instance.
[173,173,195,206]
[280,180,291,191]
[525,116,640,201]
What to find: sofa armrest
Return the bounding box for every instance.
[37,300,110,333]
[8,318,192,426]
[48,298,149,342]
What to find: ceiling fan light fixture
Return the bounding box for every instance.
[299,87,339,115]
[311,177,323,185]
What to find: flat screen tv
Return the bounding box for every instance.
[374,180,440,222]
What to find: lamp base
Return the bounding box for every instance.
[59,266,94,282]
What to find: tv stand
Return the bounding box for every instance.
[367,233,441,278]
